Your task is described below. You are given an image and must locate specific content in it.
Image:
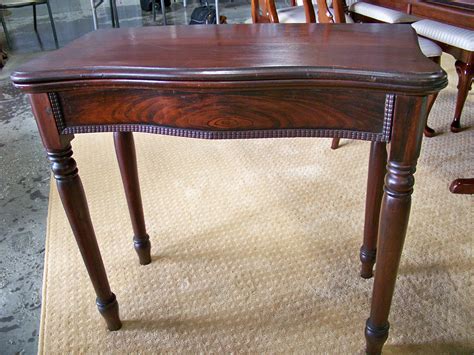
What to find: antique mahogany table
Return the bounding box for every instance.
[11,24,447,353]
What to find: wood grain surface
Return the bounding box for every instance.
[11,24,446,94]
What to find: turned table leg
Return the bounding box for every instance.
[451,60,473,133]
[114,132,151,265]
[365,96,426,354]
[48,145,122,330]
[360,142,386,279]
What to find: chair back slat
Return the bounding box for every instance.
[332,0,346,23]
[251,0,347,24]
[316,0,334,23]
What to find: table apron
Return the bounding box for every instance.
[48,87,395,141]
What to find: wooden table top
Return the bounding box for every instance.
[11,24,446,94]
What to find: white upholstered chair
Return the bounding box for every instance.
[412,19,474,132]
[349,1,417,24]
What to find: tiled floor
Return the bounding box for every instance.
[0,0,289,353]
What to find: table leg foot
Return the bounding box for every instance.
[365,319,389,355]
[97,293,122,331]
[360,246,376,279]
[134,234,152,265]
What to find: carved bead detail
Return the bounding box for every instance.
[365,319,390,354]
[96,293,122,331]
[384,161,415,198]
[47,145,78,181]
[360,246,376,264]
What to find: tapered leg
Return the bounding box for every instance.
[48,145,122,330]
[46,0,59,48]
[330,137,340,150]
[114,132,152,265]
[360,142,386,279]
[451,60,473,133]
[365,96,427,354]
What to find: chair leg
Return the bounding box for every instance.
[111,0,119,28]
[46,0,59,48]
[360,142,386,279]
[330,137,340,150]
[113,132,152,265]
[451,60,473,133]
[91,0,99,30]
[423,92,439,137]
[109,0,115,27]
[424,56,441,138]
[0,10,12,49]
[160,0,167,25]
[33,4,37,32]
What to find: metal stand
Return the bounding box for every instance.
[152,0,167,25]
[91,0,119,29]
[0,0,58,49]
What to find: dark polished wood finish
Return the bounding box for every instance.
[409,0,473,30]
[13,25,447,353]
[361,142,387,279]
[449,178,474,194]
[362,0,473,28]
[29,93,122,330]
[114,132,151,265]
[452,60,473,132]
[361,0,473,133]
[366,94,428,354]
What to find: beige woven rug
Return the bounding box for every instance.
[39,55,472,354]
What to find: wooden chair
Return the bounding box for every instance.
[0,0,58,49]
[251,0,350,25]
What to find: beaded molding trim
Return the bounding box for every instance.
[49,92,396,142]
[48,92,66,133]
[383,94,395,141]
